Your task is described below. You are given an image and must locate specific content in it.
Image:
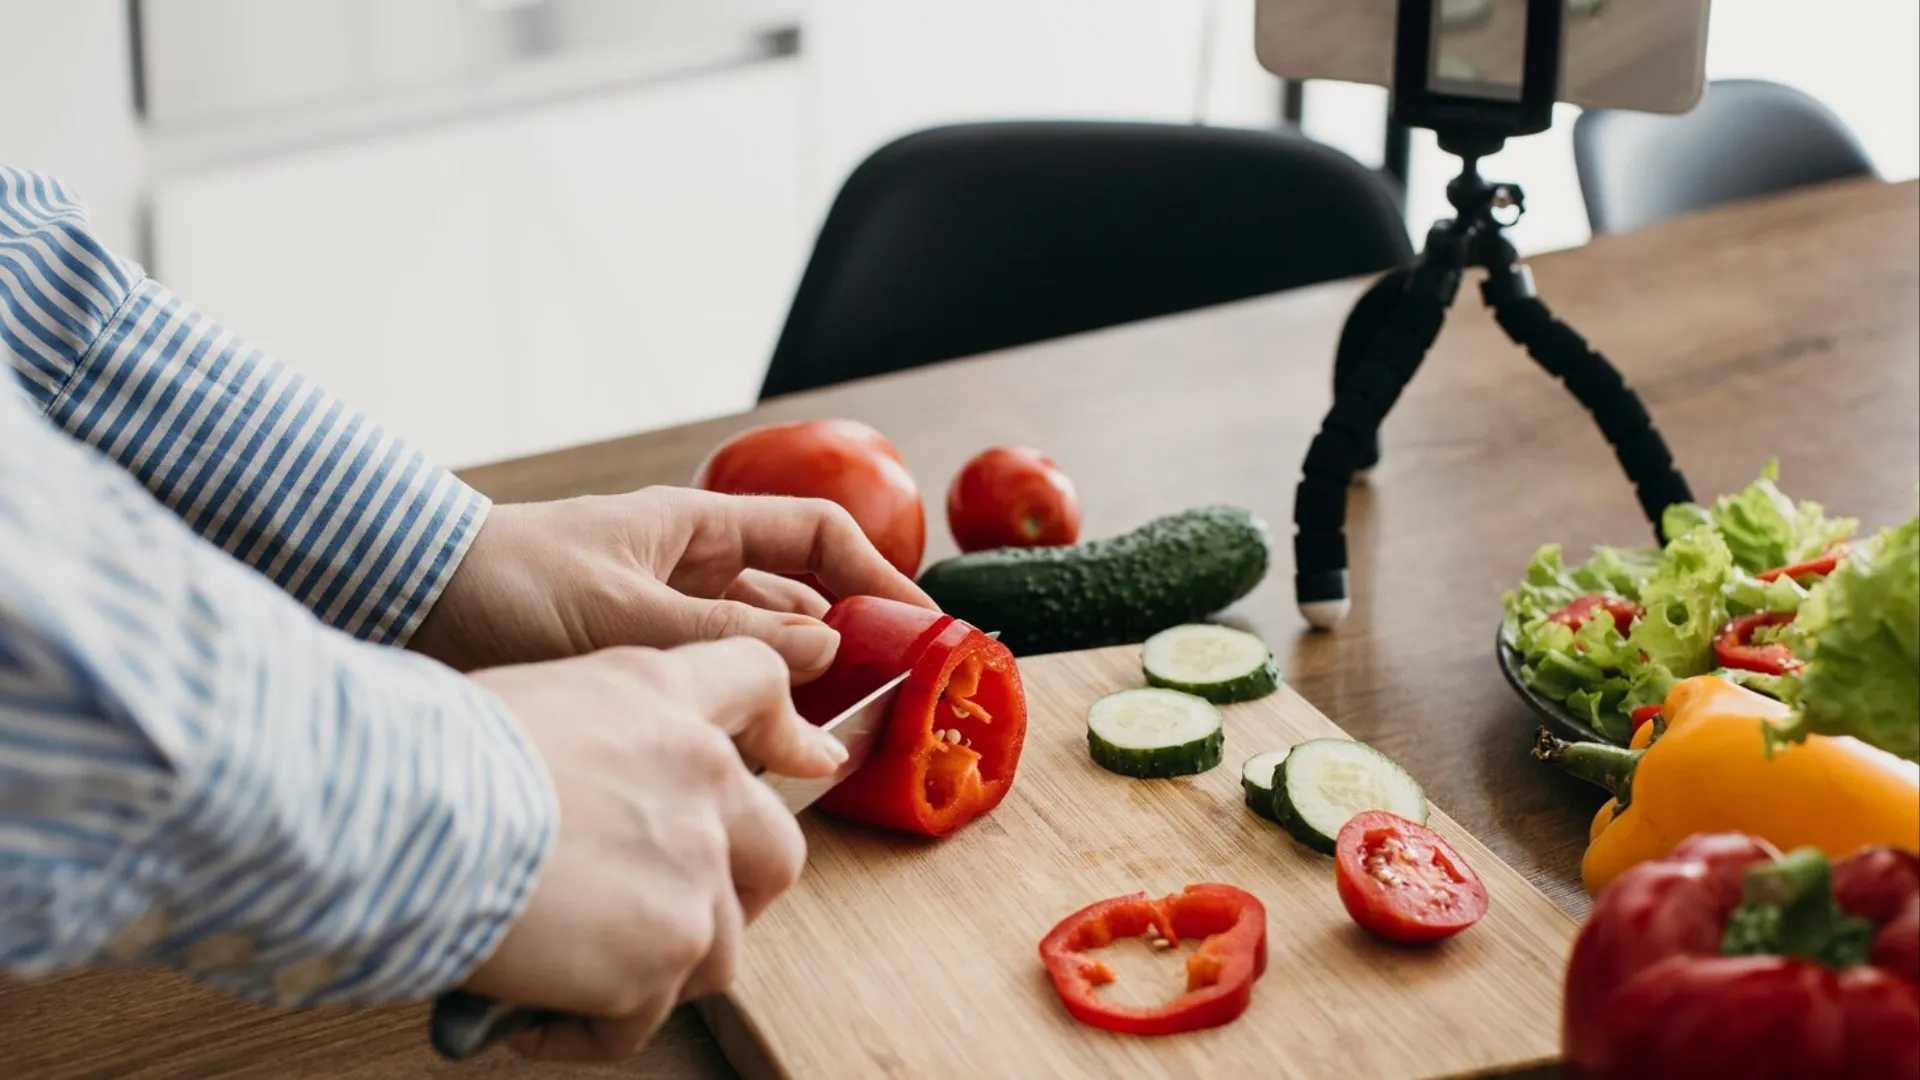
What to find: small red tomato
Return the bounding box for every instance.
[945,447,1082,553]
[692,418,925,577]
[1335,811,1489,944]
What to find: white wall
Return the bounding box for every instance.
[0,0,144,254]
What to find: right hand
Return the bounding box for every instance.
[459,637,847,1062]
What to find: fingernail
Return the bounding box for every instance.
[813,733,850,768]
[776,621,840,673]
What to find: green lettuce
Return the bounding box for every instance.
[1660,461,1858,575]
[1777,513,1920,762]
[1501,527,1732,744]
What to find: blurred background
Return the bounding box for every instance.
[4,0,1915,471]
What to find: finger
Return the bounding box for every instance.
[507,997,676,1063]
[679,890,748,1003]
[721,766,808,924]
[646,587,842,683]
[677,491,937,611]
[668,637,847,777]
[725,569,831,619]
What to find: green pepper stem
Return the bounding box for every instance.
[1722,847,1875,970]
[1532,728,1642,800]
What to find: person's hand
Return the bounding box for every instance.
[411,487,936,677]
[461,637,840,1061]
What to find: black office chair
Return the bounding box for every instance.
[759,120,1413,399]
[1574,79,1878,236]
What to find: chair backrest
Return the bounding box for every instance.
[1573,79,1877,236]
[759,120,1412,400]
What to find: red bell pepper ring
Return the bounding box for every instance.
[1548,594,1642,637]
[1563,833,1920,1080]
[1038,883,1268,1036]
[790,595,1026,837]
[1713,611,1804,676]
[1756,542,1853,583]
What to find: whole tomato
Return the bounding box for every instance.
[691,419,926,578]
[945,446,1081,553]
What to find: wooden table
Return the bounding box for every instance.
[5,177,1915,1079]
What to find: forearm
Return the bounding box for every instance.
[0,388,554,1006]
[2,164,485,646]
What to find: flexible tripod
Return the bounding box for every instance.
[1292,146,1695,628]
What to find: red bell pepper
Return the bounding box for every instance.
[1713,611,1804,676]
[790,595,1026,837]
[1548,593,1642,637]
[1629,703,1664,733]
[1563,832,1920,1080]
[1038,884,1268,1036]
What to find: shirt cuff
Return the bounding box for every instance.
[105,640,554,1006]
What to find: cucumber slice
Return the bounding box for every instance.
[1141,624,1280,704]
[1087,688,1225,779]
[1271,738,1429,854]
[1240,749,1290,822]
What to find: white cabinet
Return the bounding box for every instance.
[800,0,1220,220]
[150,56,806,469]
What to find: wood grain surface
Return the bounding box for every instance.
[2,177,1914,1078]
[701,646,1578,1080]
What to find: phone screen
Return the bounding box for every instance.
[1429,0,1527,104]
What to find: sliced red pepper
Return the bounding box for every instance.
[1756,542,1853,583]
[1549,594,1642,637]
[1630,704,1664,733]
[791,595,1026,837]
[1038,883,1267,1036]
[1713,611,1804,676]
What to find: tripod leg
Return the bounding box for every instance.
[1293,254,1458,630]
[1332,265,1416,475]
[1483,265,1694,539]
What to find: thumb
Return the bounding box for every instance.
[646,588,841,682]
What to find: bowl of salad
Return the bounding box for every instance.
[1497,463,1918,757]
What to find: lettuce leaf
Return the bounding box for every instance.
[1660,461,1858,575]
[1778,514,1920,762]
[1628,525,1734,677]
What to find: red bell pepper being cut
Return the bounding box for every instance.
[791,595,1026,837]
[1563,832,1920,1080]
[1038,884,1268,1036]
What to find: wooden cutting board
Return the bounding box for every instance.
[697,646,1579,1080]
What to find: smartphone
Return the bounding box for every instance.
[1255,0,1713,116]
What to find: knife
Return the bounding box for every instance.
[426,666,914,1061]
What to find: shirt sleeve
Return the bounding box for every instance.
[0,379,555,1005]
[0,164,486,647]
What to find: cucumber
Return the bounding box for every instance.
[1240,749,1290,822]
[916,506,1271,655]
[1086,688,1224,779]
[1271,738,1429,854]
[1142,624,1279,704]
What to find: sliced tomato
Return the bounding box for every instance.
[1548,594,1641,637]
[1630,704,1664,733]
[1755,542,1853,583]
[1335,811,1489,944]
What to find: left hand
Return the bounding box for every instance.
[409,487,937,678]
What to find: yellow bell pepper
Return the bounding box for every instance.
[1534,674,1920,897]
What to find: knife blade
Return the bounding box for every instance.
[428,663,917,1062]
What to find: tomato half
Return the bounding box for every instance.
[691,418,926,577]
[945,446,1082,553]
[1335,811,1489,943]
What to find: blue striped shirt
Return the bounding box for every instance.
[0,165,556,1005]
